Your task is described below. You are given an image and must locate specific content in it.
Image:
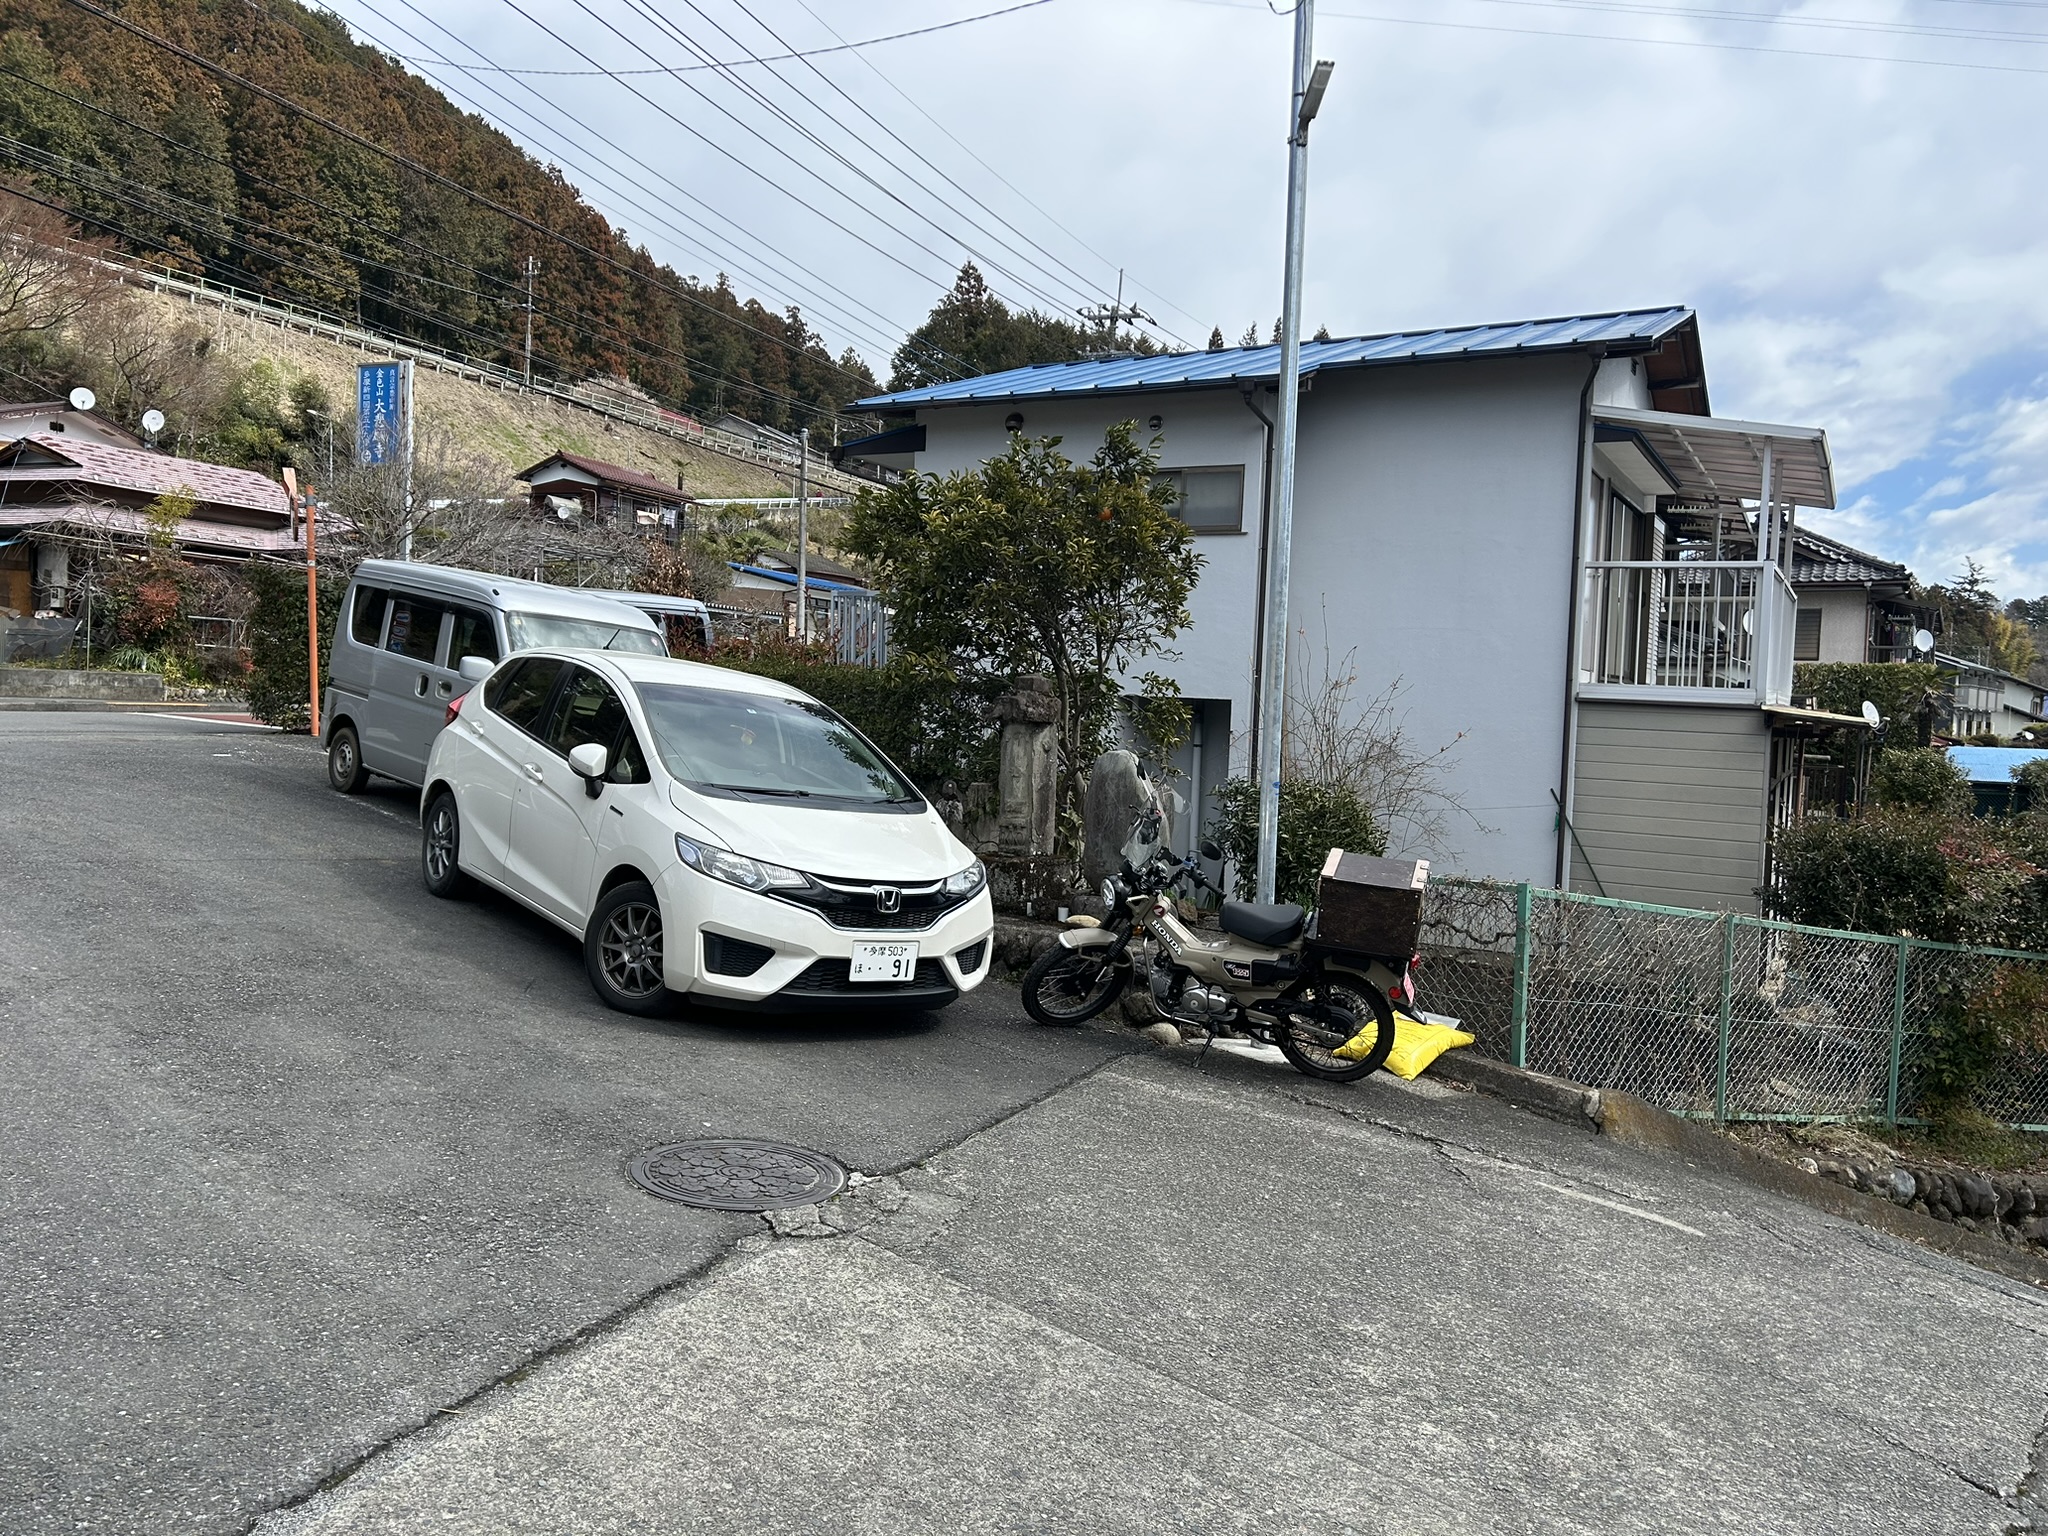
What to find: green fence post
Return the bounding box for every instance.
[1887,937,1910,1126]
[1716,913,1735,1123]
[1510,882,1531,1069]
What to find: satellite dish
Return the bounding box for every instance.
[140,409,166,435]
[1913,628,1935,655]
[1861,700,1881,727]
[68,386,95,411]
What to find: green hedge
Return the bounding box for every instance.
[1207,776,1384,911]
[1794,661,1940,730]
[709,643,992,792]
[245,562,337,733]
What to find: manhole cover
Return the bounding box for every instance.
[628,1139,847,1212]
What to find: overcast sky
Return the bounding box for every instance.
[325,0,2048,600]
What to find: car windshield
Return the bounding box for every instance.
[505,610,667,655]
[633,682,916,804]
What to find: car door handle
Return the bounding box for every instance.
[414,673,430,698]
[522,762,545,782]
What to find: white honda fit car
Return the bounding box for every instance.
[418,648,994,1015]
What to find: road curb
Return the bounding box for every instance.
[1425,1051,2048,1289]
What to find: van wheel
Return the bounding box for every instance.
[586,881,672,1016]
[328,724,369,793]
[422,790,468,898]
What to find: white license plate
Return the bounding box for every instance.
[848,941,919,983]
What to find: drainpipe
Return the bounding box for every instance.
[1556,346,1607,890]
[1240,383,1277,776]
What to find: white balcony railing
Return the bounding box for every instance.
[1581,560,1794,704]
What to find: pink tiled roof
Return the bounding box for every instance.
[0,435,287,518]
[0,503,301,553]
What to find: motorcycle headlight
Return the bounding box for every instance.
[674,832,807,892]
[1100,877,1121,911]
[943,859,987,897]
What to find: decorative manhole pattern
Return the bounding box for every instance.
[628,1139,847,1212]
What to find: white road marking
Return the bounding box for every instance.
[132,712,277,730]
[1536,1180,1704,1236]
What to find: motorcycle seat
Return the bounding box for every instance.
[1219,900,1306,948]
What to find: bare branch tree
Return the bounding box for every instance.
[0,189,117,345]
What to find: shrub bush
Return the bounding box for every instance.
[1793,661,1939,727]
[1871,746,1973,816]
[1207,776,1384,911]
[244,562,337,732]
[708,638,992,793]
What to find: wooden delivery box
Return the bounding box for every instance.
[1316,849,1429,957]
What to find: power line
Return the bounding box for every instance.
[789,0,1210,339]
[1178,0,2048,77]
[59,0,882,392]
[625,0,1137,335]
[334,0,968,373]
[0,134,854,424]
[711,0,1196,350]
[391,2,1059,74]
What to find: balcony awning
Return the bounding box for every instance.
[1593,404,1834,510]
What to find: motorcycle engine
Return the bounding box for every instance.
[1150,955,1232,1020]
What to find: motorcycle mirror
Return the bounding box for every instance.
[1199,838,1222,862]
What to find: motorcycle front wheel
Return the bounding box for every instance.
[1021,944,1126,1026]
[1275,973,1397,1081]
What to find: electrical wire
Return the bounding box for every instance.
[58,0,883,393]
[0,138,856,424]
[1177,0,2048,77]
[333,0,967,372]
[788,0,1210,339]
[391,1,1059,74]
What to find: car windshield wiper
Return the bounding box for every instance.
[707,784,813,797]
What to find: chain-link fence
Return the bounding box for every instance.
[1418,879,2048,1129]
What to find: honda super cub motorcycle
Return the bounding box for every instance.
[1020,792,1413,1082]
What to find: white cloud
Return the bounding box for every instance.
[329,0,2048,594]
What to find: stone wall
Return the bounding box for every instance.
[1805,1153,2048,1251]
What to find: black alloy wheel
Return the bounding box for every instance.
[1275,973,1397,1082]
[422,789,468,898]
[585,881,672,1016]
[1021,943,1125,1026]
[328,723,369,793]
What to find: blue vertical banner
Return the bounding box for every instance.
[356,361,406,465]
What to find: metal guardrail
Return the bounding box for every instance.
[108,257,869,494]
[1419,878,2048,1130]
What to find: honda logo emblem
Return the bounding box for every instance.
[876,887,901,914]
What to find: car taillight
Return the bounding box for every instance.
[444,690,465,727]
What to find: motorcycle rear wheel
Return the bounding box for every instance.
[1275,974,1397,1081]
[1021,944,1125,1026]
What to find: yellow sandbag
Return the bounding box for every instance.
[1334,1010,1475,1078]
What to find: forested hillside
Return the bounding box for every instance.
[0,0,873,428]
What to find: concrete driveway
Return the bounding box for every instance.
[0,714,1129,1536]
[5,714,2045,1535]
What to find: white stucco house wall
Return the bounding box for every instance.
[841,309,1847,914]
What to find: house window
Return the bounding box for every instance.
[1794,606,1822,662]
[1156,466,1245,534]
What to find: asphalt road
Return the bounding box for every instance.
[0,713,1130,1536]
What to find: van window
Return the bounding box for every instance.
[350,587,389,647]
[386,598,448,664]
[484,656,564,734]
[448,605,500,665]
[546,667,630,757]
[504,610,666,656]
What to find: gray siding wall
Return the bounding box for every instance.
[1569,702,1770,912]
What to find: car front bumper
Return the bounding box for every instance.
[659,865,995,1010]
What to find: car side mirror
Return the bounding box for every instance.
[457,655,494,682]
[1199,838,1223,863]
[567,742,608,796]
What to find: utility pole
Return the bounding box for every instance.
[795,426,810,643]
[1077,269,1153,358]
[1253,10,1335,905]
[522,255,538,387]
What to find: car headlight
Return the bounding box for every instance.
[674,832,808,892]
[943,859,987,897]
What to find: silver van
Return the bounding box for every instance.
[323,559,666,793]
[583,590,714,652]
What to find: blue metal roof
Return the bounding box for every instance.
[855,307,1695,409]
[728,562,867,594]
[1947,746,2048,785]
